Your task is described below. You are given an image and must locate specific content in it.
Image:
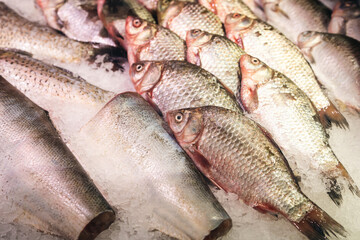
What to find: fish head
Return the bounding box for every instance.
[297,31,322,50]
[130,61,163,94]
[166,108,203,145]
[157,0,184,26]
[125,16,156,46]
[333,0,360,19]
[225,13,254,45]
[186,29,213,65]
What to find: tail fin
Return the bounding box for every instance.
[318,102,348,129]
[291,205,346,240]
[337,163,360,198]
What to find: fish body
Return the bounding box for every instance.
[166,105,347,240]
[0,76,115,240]
[328,0,360,41]
[130,60,241,115]
[157,0,224,40]
[259,0,331,43]
[125,16,186,66]
[225,13,348,128]
[298,31,360,113]
[238,54,360,205]
[186,29,245,95]
[318,0,339,9]
[198,0,258,22]
[80,92,232,240]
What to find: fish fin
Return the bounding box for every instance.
[335,99,360,116]
[0,48,33,58]
[326,178,343,206]
[336,163,360,199]
[252,203,278,215]
[270,3,289,19]
[301,48,315,64]
[290,204,347,240]
[88,46,127,72]
[318,102,349,129]
[186,48,201,67]
[236,78,259,113]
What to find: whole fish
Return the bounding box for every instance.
[199,0,258,22]
[186,29,245,95]
[259,0,331,43]
[328,0,360,42]
[225,13,348,128]
[166,105,347,240]
[238,54,360,205]
[297,31,360,113]
[79,92,232,240]
[97,0,155,48]
[0,76,115,240]
[125,15,186,66]
[0,3,126,68]
[157,0,224,40]
[130,60,241,115]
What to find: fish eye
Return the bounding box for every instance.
[191,29,201,37]
[175,113,183,122]
[135,64,143,72]
[133,18,142,28]
[233,13,241,18]
[251,58,260,65]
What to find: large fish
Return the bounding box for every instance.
[166,105,347,240]
[0,3,125,68]
[328,0,360,42]
[238,54,360,205]
[36,0,116,46]
[224,13,348,128]
[0,76,115,240]
[130,60,241,115]
[125,15,186,66]
[79,92,232,240]
[297,31,360,113]
[157,0,224,40]
[198,0,258,22]
[259,0,331,43]
[186,29,245,95]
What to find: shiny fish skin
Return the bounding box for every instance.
[125,15,186,66]
[157,0,224,40]
[80,92,232,240]
[239,54,360,205]
[328,0,360,42]
[259,0,331,43]
[225,13,348,128]
[298,31,360,113]
[186,29,245,95]
[199,0,258,22]
[0,76,115,240]
[130,60,241,116]
[35,0,66,30]
[137,0,196,12]
[166,106,346,240]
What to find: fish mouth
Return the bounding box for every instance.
[204,218,232,240]
[77,209,115,240]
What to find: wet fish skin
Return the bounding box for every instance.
[35,0,66,30]
[238,54,360,205]
[157,0,224,40]
[318,0,339,9]
[297,31,360,113]
[130,60,241,115]
[224,13,348,129]
[136,0,196,12]
[125,15,186,66]
[328,0,360,42]
[0,76,115,240]
[166,105,347,240]
[80,92,232,240]
[259,0,331,43]
[198,0,258,22]
[186,29,245,95]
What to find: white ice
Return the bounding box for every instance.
[0,0,359,240]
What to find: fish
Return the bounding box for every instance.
[297,31,360,113]
[125,15,186,66]
[130,60,241,115]
[318,0,340,9]
[37,0,116,46]
[136,0,196,12]
[166,105,347,240]
[0,76,115,240]
[224,13,348,128]
[186,29,245,95]
[157,0,224,40]
[328,0,360,42]
[198,0,258,22]
[259,0,331,43]
[0,50,116,134]
[238,54,360,205]
[0,3,126,69]
[79,92,232,240]
[97,0,155,49]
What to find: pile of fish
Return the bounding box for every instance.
[0,0,359,239]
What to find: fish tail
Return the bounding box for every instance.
[336,162,360,198]
[318,102,348,129]
[291,204,346,240]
